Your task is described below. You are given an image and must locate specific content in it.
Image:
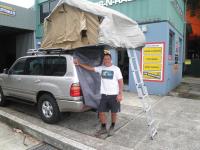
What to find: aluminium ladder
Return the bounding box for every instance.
[127,49,157,139]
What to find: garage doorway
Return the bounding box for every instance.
[118,49,129,85]
[0,26,34,73]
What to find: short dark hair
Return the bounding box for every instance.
[103,53,112,58]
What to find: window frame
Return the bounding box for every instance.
[40,0,59,23]
[43,56,67,77]
[9,58,27,75]
[40,1,50,23]
[24,57,44,76]
[169,30,175,61]
[178,38,183,63]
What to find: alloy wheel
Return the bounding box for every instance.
[42,101,53,118]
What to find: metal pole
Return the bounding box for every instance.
[183,0,188,61]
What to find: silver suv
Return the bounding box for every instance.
[0,51,86,123]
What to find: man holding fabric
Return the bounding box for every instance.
[74,52,124,137]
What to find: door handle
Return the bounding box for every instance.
[34,79,40,83]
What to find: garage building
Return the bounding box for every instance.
[0,1,35,72]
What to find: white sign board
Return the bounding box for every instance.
[97,0,135,6]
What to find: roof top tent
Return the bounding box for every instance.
[41,0,157,139]
[41,0,145,49]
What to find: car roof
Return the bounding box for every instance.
[19,54,72,59]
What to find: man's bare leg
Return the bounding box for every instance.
[111,113,117,124]
[108,113,117,136]
[99,112,106,124]
[95,112,107,137]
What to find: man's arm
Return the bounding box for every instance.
[74,58,95,72]
[117,79,124,102]
[118,79,124,95]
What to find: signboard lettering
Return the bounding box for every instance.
[171,0,183,17]
[0,5,16,16]
[97,0,135,6]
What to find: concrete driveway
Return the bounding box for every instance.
[0,92,200,150]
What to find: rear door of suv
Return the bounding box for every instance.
[38,56,70,99]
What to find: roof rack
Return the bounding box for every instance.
[27,44,107,56]
[27,48,70,55]
[38,48,65,54]
[27,49,43,55]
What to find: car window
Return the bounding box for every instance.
[25,57,44,75]
[44,57,66,76]
[10,58,26,75]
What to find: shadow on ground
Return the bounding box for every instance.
[169,82,200,100]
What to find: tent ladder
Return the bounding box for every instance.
[127,48,157,140]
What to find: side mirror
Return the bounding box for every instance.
[3,68,8,74]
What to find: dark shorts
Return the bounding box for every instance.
[98,94,120,113]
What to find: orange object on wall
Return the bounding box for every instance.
[186,10,200,37]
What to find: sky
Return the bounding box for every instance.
[0,0,35,8]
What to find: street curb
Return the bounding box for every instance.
[0,110,131,150]
[0,110,95,150]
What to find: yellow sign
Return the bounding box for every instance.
[142,43,164,81]
[0,5,16,16]
[185,59,191,65]
[143,47,162,55]
[143,64,161,71]
[143,56,162,63]
[143,71,161,80]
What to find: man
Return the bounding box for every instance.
[74,53,124,137]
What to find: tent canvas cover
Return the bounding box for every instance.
[41,0,145,108]
[41,0,145,49]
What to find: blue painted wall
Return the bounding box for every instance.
[128,22,183,95]
[166,23,183,93]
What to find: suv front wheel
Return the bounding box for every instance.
[0,87,7,106]
[38,93,61,124]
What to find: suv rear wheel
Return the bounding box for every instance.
[0,87,7,106]
[38,93,61,124]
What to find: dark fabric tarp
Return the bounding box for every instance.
[73,45,105,108]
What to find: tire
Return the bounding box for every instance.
[38,93,61,124]
[0,87,7,106]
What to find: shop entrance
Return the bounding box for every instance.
[185,37,200,77]
[118,49,129,85]
[0,35,16,73]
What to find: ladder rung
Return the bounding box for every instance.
[136,82,144,86]
[131,70,139,72]
[139,94,148,99]
[145,106,151,112]
[148,120,155,126]
[129,57,136,59]
[138,91,148,96]
[150,128,157,139]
